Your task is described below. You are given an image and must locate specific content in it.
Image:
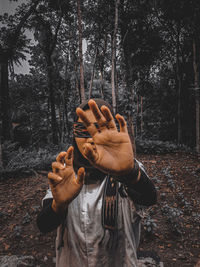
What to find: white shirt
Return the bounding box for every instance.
[44,176,142,267]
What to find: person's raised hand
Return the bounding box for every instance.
[48,146,85,214]
[76,99,134,176]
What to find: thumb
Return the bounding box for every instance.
[76,167,85,185]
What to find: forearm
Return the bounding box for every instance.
[36,198,64,233]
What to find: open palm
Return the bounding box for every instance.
[76,100,134,176]
[48,147,85,213]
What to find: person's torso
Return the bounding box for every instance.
[56,177,141,267]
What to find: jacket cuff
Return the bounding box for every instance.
[36,199,64,233]
[120,159,140,186]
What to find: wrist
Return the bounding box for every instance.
[120,159,141,186]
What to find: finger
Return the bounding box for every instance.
[88,99,108,131]
[56,151,67,164]
[100,105,117,130]
[64,146,74,166]
[76,167,85,185]
[52,162,65,174]
[88,99,102,120]
[48,172,62,186]
[115,114,128,133]
[76,107,98,136]
[83,143,99,163]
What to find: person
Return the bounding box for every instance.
[37,98,157,267]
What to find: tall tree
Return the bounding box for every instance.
[77,0,85,102]
[111,0,120,113]
[0,0,39,142]
[119,0,161,151]
[83,0,113,101]
[192,2,200,156]
[193,39,200,156]
[31,2,64,144]
[154,0,198,144]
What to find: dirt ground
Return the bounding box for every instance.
[0,152,199,267]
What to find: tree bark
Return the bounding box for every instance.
[111,0,120,113]
[0,50,12,141]
[77,0,85,102]
[47,58,58,144]
[141,96,143,135]
[0,137,2,168]
[99,71,104,98]
[193,39,200,157]
[127,113,136,157]
[136,95,139,137]
[99,34,108,99]
[89,47,98,99]
[176,30,182,144]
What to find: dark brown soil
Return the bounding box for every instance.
[0,152,199,266]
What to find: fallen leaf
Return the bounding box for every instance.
[4,244,10,251]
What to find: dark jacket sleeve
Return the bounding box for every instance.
[125,168,157,206]
[36,198,63,233]
[123,160,157,206]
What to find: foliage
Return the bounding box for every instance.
[135,138,189,154]
[161,205,184,236]
[0,0,199,153]
[9,73,50,146]
[0,140,63,173]
[143,216,157,234]
[0,1,37,63]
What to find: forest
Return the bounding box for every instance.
[0,0,200,266]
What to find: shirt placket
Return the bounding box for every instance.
[82,184,90,267]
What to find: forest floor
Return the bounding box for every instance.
[0,152,199,267]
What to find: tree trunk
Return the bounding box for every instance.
[0,50,12,141]
[111,0,120,113]
[136,95,139,137]
[100,34,108,99]
[127,113,136,157]
[100,71,104,98]
[120,1,138,156]
[176,30,182,144]
[0,137,2,168]
[140,96,143,135]
[177,66,182,144]
[115,68,119,113]
[47,59,58,144]
[196,91,200,158]
[193,39,200,157]
[89,47,98,98]
[77,0,85,102]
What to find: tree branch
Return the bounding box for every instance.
[50,11,63,53]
